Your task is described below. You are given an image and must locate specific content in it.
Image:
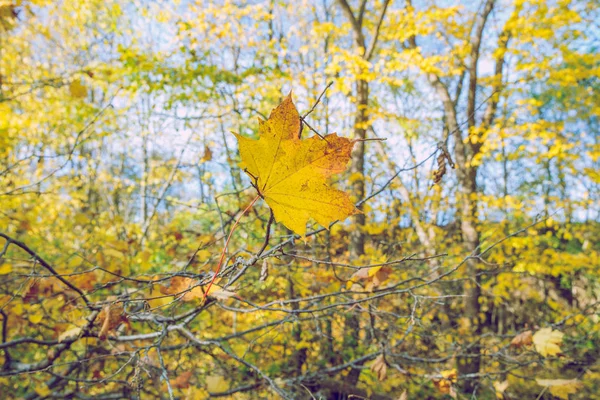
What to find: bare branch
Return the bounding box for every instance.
[0,233,94,309]
[365,0,392,60]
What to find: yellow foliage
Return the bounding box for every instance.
[536,378,583,399]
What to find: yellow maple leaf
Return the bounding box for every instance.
[536,378,583,399]
[234,94,358,236]
[533,327,564,357]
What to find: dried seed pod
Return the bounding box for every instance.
[432,146,455,185]
[98,300,126,339]
[432,153,447,184]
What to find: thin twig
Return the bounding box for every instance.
[303,81,334,119]
[203,195,260,301]
[256,210,275,258]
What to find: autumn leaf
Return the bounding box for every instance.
[536,378,583,399]
[348,266,392,291]
[433,369,457,399]
[33,385,52,398]
[493,380,509,399]
[171,370,193,389]
[370,354,388,381]
[533,327,564,357]
[234,94,358,236]
[58,326,82,343]
[0,263,12,275]
[160,276,204,301]
[160,276,235,301]
[510,330,533,348]
[98,300,126,339]
[200,145,213,162]
[206,285,237,300]
[206,375,228,393]
[28,311,44,324]
[69,80,87,99]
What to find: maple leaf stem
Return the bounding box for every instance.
[203,195,261,301]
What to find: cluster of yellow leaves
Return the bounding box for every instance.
[532,327,564,357]
[510,327,564,357]
[234,94,358,236]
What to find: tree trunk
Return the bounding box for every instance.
[349,79,368,260]
[456,165,482,394]
[344,78,368,387]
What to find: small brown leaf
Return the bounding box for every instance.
[160,276,204,301]
[510,330,533,348]
[370,354,387,381]
[171,371,193,389]
[349,266,392,291]
[98,301,125,339]
[350,268,370,281]
[201,146,213,162]
[372,266,392,287]
[397,390,408,400]
[207,286,237,300]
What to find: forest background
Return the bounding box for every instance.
[0,0,599,399]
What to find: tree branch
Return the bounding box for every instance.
[0,233,94,309]
[365,0,392,60]
[336,0,365,49]
[466,0,495,132]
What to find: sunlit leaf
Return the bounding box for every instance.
[234,94,358,236]
[533,327,564,357]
